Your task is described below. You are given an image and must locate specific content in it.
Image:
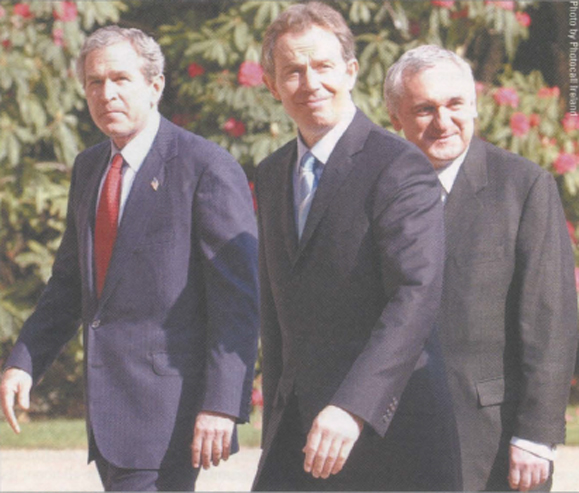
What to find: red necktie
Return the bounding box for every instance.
[94,153,123,297]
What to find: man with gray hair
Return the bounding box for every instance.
[0,26,259,491]
[385,44,578,491]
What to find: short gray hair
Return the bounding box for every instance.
[384,44,476,116]
[261,1,356,78]
[76,26,165,86]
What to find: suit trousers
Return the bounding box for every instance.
[254,393,461,491]
[93,439,199,491]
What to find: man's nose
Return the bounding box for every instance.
[102,79,117,101]
[302,65,321,91]
[433,107,453,130]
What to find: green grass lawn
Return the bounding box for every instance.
[2,408,578,449]
[0,418,262,449]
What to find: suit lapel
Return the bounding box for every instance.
[278,144,300,264]
[296,110,371,258]
[444,137,488,258]
[98,117,176,305]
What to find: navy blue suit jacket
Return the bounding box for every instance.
[6,117,259,469]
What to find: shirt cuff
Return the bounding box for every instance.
[510,436,557,461]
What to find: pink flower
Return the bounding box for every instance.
[575,267,579,292]
[567,221,577,244]
[223,118,246,138]
[0,6,6,19]
[238,60,264,87]
[538,86,560,98]
[485,1,515,10]
[529,114,540,127]
[515,11,531,27]
[53,1,77,22]
[475,81,487,95]
[52,28,64,47]
[553,153,579,174]
[494,87,519,108]
[510,112,530,137]
[562,112,579,133]
[187,63,205,78]
[13,3,33,18]
[251,387,263,408]
[431,0,455,7]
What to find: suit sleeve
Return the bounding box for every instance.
[5,161,83,383]
[331,146,446,436]
[194,152,259,423]
[511,171,578,444]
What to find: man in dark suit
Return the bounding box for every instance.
[0,26,259,491]
[385,44,578,491]
[252,3,461,491]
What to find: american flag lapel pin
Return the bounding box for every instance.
[151,177,159,191]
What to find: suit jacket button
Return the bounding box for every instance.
[91,320,101,329]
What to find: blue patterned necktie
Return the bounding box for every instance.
[297,151,320,238]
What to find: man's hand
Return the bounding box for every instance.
[508,444,551,491]
[0,368,32,434]
[303,405,364,479]
[191,411,235,469]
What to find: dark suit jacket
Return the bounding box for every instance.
[254,110,460,490]
[438,137,578,490]
[6,117,259,470]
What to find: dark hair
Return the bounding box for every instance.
[261,2,356,77]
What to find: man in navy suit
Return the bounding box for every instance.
[252,3,461,490]
[385,45,578,491]
[0,26,259,491]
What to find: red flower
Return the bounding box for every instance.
[223,118,246,138]
[13,3,33,18]
[493,87,519,108]
[2,39,11,50]
[238,60,264,87]
[451,7,469,19]
[52,28,64,47]
[515,11,531,27]
[409,20,421,38]
[53,1,77,22]
[567,221,577,244]
[431,0,455,7]
[553,153,579,174]
[248,181,258,212]
[485,1,515,10]
[529,113,540,128]
[562,112,579,133]
[187,63,205,78]
[251,387,263,408]
[510,112,530,137]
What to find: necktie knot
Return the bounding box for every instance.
[111,153,124,170]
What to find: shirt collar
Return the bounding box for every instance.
[296,104,357,171]
[436,145,470,194]
[110,110,161,172]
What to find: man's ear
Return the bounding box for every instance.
[263,73,281,101]
[389,113,403,132]
[347,58,359,91]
